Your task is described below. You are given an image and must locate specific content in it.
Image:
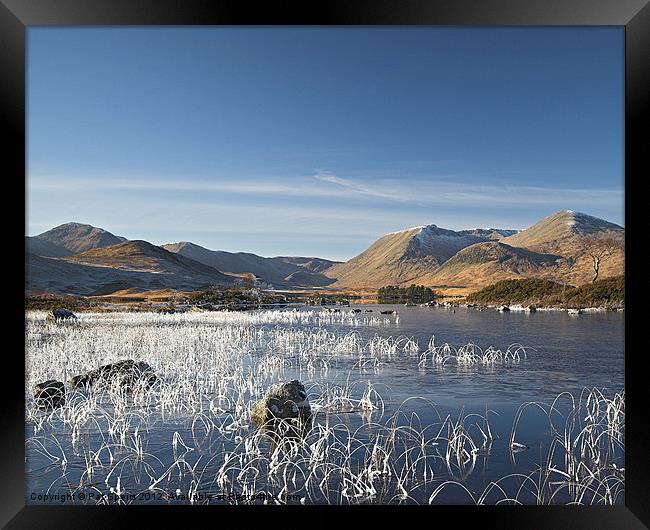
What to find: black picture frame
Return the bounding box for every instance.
[3,0,648,527]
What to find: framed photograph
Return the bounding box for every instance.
[3,0,648,527]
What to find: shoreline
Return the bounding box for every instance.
[25,301,625,315]
[430,301,623,313]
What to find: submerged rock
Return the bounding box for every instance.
[47,308,77,322]
[251,380,312,430]
[34,380,66,409]
[69,359,157,390]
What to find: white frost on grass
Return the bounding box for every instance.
[24,310,623,505]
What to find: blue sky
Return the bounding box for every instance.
[27,27,624,261]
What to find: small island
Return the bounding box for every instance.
[465,275,624,310]
[377,284,437,304]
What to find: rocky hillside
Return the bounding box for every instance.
[274,256,339,274]
[31,222,127,255]
[427,241,563,288]
[66,240,233,279]
[502,210,623,254]
[25,236,72,257]
[324,225,516,288]
[465,228,518,240]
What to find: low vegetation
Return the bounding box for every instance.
[554,275,624,307]
[25,292,103,312]
[377,284,437,304]
[466,278,565,305]
[306,294,358,305]
[184,285,284,307]
[466,275,624,308]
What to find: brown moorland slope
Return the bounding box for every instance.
[502,210,623,254]
[26,240,234,296]
[26,236,72,257]
[162,241,338,287]
[66,240,233,280]
[325,225,514,288]
[426,242,562,288]
[26,253,229,296]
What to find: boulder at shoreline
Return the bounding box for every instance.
[251,380,312,430]
[34,380,66,409]
[69,359,157,390]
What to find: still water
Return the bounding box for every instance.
[339,304,624,405]
[26,305,624,505]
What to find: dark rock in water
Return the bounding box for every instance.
[69,360,157,390]
[352,309,362,313]
[251,380,312,432]
[47,308,77,322]
[365,309,373,312]
[380,310,396,315]
[34,380,66,409]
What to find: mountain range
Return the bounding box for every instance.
[25,210,624,296]
[26,223,341,295]
[326,210,623,289]
[160,241,338,288]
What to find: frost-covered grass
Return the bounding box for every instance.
[418,335,531,367]
[25,310,623,505]
[27,308,394,327]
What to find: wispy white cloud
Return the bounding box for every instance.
[313,173,623,209]
[28,172,623,210]
[312,173,408,202]
[27,175,350,199]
